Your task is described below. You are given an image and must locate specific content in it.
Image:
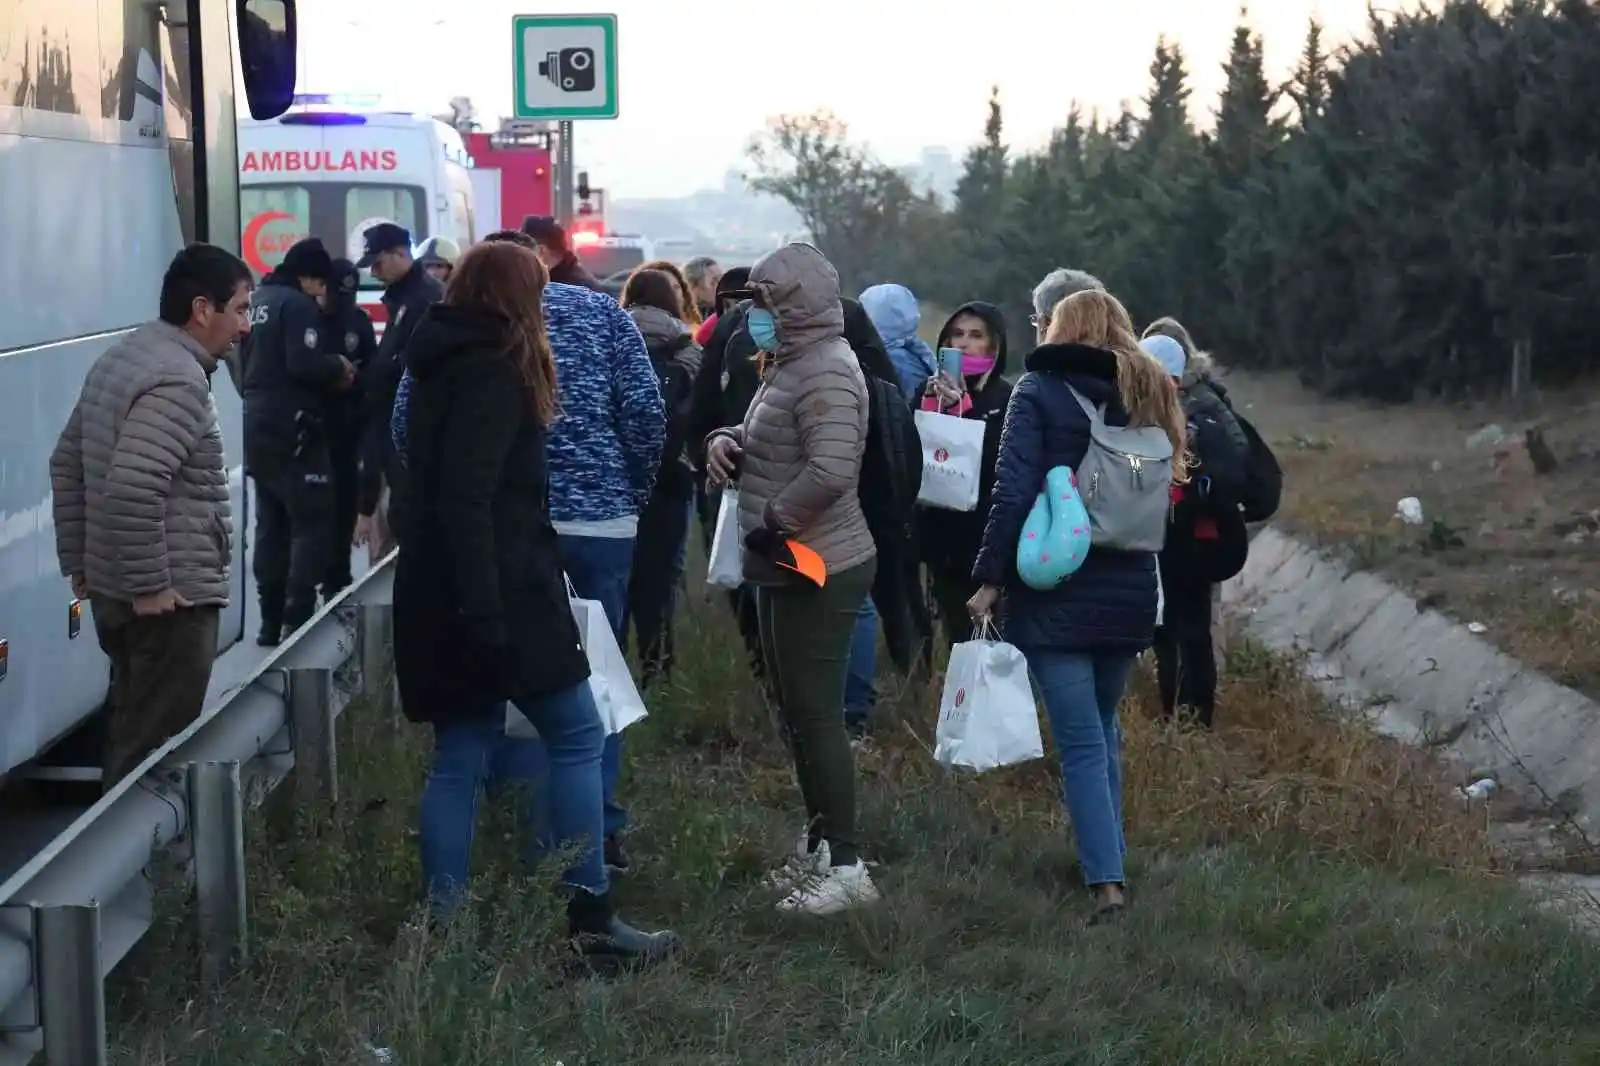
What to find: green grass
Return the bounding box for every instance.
[105,587,1600,1064]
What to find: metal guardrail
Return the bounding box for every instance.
[0,554,397,1066]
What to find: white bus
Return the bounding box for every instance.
[239,105,478,333]
[0,0,299,779]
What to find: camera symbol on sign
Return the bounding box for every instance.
[539,47,595,92]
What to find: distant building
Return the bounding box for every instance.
[899,146,959,205]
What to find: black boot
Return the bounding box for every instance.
[566,889,681,968]
[604,835,632,877]
[256,583,285,646]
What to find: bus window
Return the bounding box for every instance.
[160,8,196,243]
[237,0,297,120]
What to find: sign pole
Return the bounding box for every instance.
[556,120,575,226]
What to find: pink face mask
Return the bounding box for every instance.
[961,353,997,376]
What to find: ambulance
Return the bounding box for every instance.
[239,95,479,333]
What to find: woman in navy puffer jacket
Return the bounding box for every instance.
[969,288,1187,922]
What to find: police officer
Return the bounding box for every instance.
[319,258,377,600]
[352,223,443,557]
[241,237,355,645]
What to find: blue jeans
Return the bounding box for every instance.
[555,533,635,837]
[844,596,878,726]
[1022,649,1136,886]
[418,681,608,913]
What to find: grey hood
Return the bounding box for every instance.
[748,242,845,358]
[627,304,690,348]
[627,303,702,378]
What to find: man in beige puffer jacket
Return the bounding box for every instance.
[50,243,254,788]
[704,242,880,917]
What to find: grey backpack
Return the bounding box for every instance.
[1067,385,1174,553]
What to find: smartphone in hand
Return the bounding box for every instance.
[938,347,966,389]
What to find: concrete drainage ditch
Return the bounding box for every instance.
[1222,527,1600,931]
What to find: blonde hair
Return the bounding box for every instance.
[1045,290,1189,471]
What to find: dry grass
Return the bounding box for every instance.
[830,626,1492,877]
[100,572,1600,1064]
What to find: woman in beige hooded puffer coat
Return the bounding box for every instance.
[704,242,879,916]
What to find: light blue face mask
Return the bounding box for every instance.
[746,307,779,351]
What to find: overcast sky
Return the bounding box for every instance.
[298,0,1406,198]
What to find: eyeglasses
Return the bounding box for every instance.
[1030,313,1049,330]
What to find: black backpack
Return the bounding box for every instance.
[1235,415,1282,523]
[1186,408,1250,501]
[858,372,931,671]
[647,336,697,497]
[858,373,922,550]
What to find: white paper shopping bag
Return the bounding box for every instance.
[914,409,986,512]
[506,584,649,739]
[579,598,649,735]
[934,626,1044,772]
[705,487,745,590]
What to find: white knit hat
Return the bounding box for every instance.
[1140,334,1187,379]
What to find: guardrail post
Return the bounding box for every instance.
[357,602,395,698]
[187,760,248,986]
[287,668,337,805]
[33,902,106,1066]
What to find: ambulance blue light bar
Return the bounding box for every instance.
[280,111,368,126]
[292,92,383,109]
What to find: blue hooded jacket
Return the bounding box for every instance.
[859,283,937,402]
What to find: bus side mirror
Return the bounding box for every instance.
[238,0,298,120]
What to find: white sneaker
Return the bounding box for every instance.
[777,859,880,916]
[762,833,830,892]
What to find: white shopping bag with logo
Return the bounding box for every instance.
[507,579,648,739]
[705,487,745,590]
[934,623,1044,772]
[914,409,985,512]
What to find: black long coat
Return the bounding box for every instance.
[393,304,589,720]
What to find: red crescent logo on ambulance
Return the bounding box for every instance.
[242,210,297,275]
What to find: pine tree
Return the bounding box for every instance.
[1286,17,1330,125]
[1213,11,1282,182]
[954,85,1008,225]
[1140,38,1192,150]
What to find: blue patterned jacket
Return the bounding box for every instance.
[392,283,664,522]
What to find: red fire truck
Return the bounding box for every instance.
[463,120,555,234]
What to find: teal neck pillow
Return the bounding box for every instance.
[1017,466,1092,591]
